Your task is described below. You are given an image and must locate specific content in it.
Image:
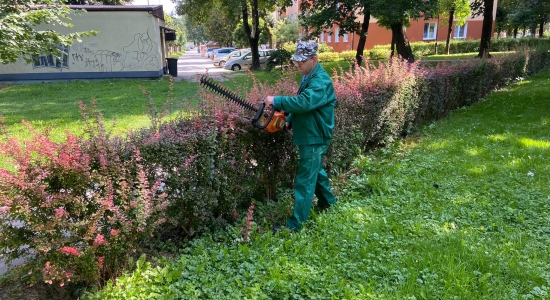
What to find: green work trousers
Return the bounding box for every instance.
[286,144,336,230]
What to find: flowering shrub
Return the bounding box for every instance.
[328,50,550,173]
[0,102,168,288]
[130,72,298,237]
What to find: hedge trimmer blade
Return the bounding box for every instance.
[199,75,286,133]
[199,75,257,112]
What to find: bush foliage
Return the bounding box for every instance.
[1,48,549,292]
[0,102,169,289]
[370,36,550,59]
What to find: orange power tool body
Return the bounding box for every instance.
[199,75,286,133]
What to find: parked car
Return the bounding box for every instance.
[224,49,274,71]
[211,47,236,60]
[213,48,249,68]
[206,48,216,58]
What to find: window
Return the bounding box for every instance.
[423,23,437,40]
[343,33,348,42]
[454,23,468,39]
[335,29,340,42]
[328,33,332,43]
[320,32,324,43]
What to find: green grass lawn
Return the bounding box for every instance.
[0,77,201,141]
[0,67,330,142]
[82,70,550,299]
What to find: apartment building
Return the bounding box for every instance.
[276,0,498,52]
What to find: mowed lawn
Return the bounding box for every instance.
[0,77,200,141]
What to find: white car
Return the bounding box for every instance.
[223,50,273,71]
[213,48,247,68]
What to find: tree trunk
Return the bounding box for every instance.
[539,20,545,37]
[261,9,274,48]
[242,0,261,70]
[355,8,370,67]
[513,27,518,38]
[445,9,455,55]
[506,28,512,38]
[477,0,494,58]
[391,22,414,63]
[390,34,395,58]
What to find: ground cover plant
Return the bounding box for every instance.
[86,67,550,300]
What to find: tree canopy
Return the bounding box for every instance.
[299,0,372,66]
[64,0,132,4]
[300,0,441,63]
[437,0,471,54]
[0,0,97,65]
[177,0,291,69]
[272,19,300,47]
[204,7,238,47]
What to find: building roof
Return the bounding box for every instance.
[66,5,164,20]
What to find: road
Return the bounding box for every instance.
[175,50,234,81]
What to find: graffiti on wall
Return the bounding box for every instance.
[29,30,159,73]
[32,45,70,71]
[122,32,159,70]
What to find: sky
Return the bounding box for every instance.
[131,0,176,15]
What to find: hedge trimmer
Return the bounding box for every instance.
[199,75,286,133]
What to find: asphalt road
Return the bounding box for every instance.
[175,50,234,81]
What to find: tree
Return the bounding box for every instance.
[438,0,471,54]
[299,0,372,67]
[177,0,291,70]
[65,0,132,4]
[165,14,187,47]
[273,19,300,47]
[0,0,96,65]
[183,15,208,46]
[471,0,495,58]
[204,7,238,47]
[511,0,550,38]
[494,0,519,37]
[233,18,269,48]
[371,0,440,63]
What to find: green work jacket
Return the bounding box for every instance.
[273,63,336,146]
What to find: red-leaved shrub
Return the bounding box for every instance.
[0,101,168,288]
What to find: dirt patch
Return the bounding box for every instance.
[0,83,12,91]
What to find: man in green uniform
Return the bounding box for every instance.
[265,41,337,231]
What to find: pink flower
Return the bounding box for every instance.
[110,229,120,236]
[93,234,107,247]
[60,246,80,256]
[0,206,10,212]
[97,257,104,266]
[54,207,69,218]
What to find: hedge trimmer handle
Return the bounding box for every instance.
[252,101,286,133]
